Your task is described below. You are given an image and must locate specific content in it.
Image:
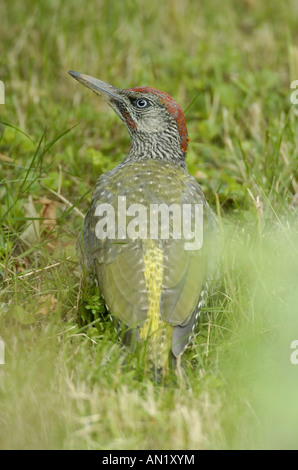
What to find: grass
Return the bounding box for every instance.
[1,0,298,450]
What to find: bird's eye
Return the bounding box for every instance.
[135,98,150,108]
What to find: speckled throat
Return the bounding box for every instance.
[122,127,188,168]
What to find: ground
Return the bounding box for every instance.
[0,0,298,450]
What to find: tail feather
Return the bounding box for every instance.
[171,286,207,358]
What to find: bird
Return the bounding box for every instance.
[69,71,218,378]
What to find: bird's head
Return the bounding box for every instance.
[69,71,189,164]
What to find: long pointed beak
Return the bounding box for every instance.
[68,71,121,102]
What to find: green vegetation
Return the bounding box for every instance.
[1,0,298,449]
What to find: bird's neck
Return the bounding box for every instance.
[124,130,187,168]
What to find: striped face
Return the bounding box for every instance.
[69,71,189,165]
[124,87,189,154]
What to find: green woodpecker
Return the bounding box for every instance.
[69,71,217,375]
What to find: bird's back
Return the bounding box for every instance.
[83,158,210,365]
